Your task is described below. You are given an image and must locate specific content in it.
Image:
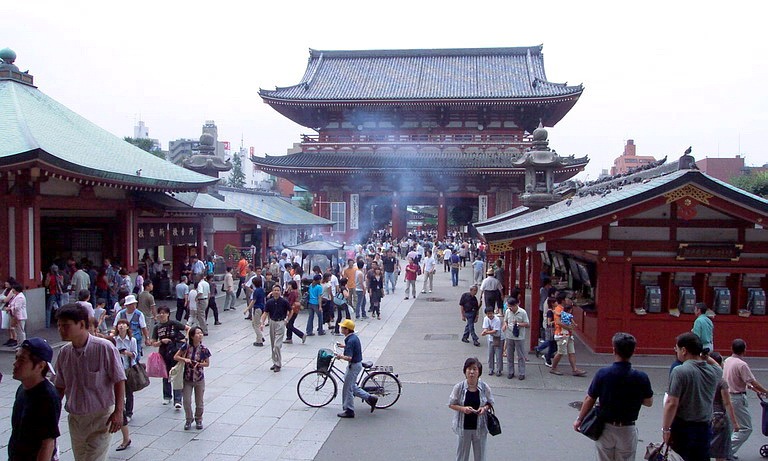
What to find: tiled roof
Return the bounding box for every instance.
[260,46,583,102]
[0,80,217,190]
[475,162,768,240]
[219,188,333,227]
[253,150,589,170]
[138,191,240,212]
[287,239,344,252]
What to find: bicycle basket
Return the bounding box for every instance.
[317,348,334,372]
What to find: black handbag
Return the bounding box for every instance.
[578,405,604,441]
[125,363,150,393]
[486,406,502,436]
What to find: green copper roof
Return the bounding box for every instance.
[0,79,217,190]
[219,188,334,227]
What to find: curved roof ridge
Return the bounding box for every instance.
[7,83,41,151]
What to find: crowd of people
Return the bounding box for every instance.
[6,234,768,461]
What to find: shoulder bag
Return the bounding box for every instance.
[578,404,604,441]
[125,362,150,393]
[485,406,502,436]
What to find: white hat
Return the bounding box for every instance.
[123,294,138,305]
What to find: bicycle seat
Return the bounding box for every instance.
[362,361,373,369]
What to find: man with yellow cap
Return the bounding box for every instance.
[335,319,378,418]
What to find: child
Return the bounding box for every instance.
[560,304,576,329]
[93,298,108,334]
[481,307,503,376]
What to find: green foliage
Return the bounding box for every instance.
[729,171,768,197]
[124,136,165,159]
[227,153,246,188]
[298,195,313,212]
[223,243,241,264]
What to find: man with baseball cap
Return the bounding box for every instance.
[334,319,378,418]
[10,337,61,461]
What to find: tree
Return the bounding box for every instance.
[298,194,313,212]
[227,153,246,188]
[124,136,165,160]
[729,171,768,197]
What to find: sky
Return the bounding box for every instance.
[3,0,767,180]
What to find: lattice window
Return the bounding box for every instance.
[330,202,346,233]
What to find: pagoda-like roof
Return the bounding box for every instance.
[260,46,583,103]
[475,157,768,244]
[252,150,588,171]
[0,78,218,191]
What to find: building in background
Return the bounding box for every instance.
[610,139,656,175]
[132,120,161,150]
[168,138,199,165]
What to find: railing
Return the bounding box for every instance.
[300,133,532,147]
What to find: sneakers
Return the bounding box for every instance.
[174,402,182,410]
[461,338,470,343]
[544,360,553,368]
[214,321,222,325]
[196,422,203,430]
[367,396,378,412]
[518,375,525,380]
[507,373,515,379]
[253,342,264,347]
[184,421,192,430]
[318,331,326,336]
[473,341,480,347]
[421,291,427,294]
[162,398,171,405]
[283,339,293,344]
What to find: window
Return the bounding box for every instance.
[330,202,346,232]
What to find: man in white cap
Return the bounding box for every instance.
[113,294,150,357]
[334,319,378,418]
[10,337,61,461]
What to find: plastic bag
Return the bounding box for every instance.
[146,352,168,379]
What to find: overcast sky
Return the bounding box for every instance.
[4,0,766,179]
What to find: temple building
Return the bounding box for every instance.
[476,142,768,356]
[254,46,588,241]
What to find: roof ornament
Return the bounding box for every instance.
[0,48,19,71]
[182,130,232,180]
[679,146,697,170]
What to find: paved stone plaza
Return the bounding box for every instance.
[2,263,767,460]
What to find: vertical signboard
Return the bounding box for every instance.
[478,195,488,222]
[350,194,359,230]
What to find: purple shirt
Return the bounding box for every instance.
[54,334,126,415]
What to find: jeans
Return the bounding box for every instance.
[535,339,556,363]
[306,303,324,334]
[355,291,367,318]
[46,293,61,328]
[456,429,487,461]
[451,268,459,286]
[505,338,526,376]
[384,271,396,293]
[182,379,205,423]
[342,361,371,414]
[730,392,752,456]
[462,312,479,341]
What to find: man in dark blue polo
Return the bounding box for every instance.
[334,319,377,418]
[573,332,653,461]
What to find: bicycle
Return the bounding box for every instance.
[297,345,402,409]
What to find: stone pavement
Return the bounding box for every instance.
[2,263,768,460]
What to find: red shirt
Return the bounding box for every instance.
[405,263,419,281]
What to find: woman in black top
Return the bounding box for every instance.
[368,268,385,319]
[448,357,495,461]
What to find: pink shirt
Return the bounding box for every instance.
[54,334,126,415]
[723,354,756,393]
[8,292,27,320]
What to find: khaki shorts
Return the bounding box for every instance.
[556,336,575,355]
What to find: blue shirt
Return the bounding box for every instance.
[251,287,266,309]
[587,361,653,423]
[308,283,323,305]
[343,333,363,364]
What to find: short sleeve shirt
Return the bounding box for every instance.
[482,315,502,343]
[587,361,653,423]
[343,333,363,364]
[176,283,189,300]
[668,359,722,422]
[723,354,756,393]
[179,343,211,382]
[460,292,480,314]
[9,379,61,461]
[264,297,291,321]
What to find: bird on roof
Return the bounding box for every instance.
[684,146,692,155]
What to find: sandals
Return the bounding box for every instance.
[549,369,563,375]
[116,440,131,451]
[572,370,587,377]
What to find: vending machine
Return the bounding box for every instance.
[747,288,766,315]
[713,288,731,315]
[678,287,697,314]
[644,286,662,313]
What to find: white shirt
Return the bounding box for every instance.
[482,315,502,344]
[422,256,436,273]
[329,273,339,295]
[443,249,452,261]
[188,289,198,311]
[197,279,210,299]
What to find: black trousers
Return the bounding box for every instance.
[286,313,304,340]
[205,297,219,323]
[176,298,188,321]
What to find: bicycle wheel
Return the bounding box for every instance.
[361,372,401,408]
[297,370,337,407]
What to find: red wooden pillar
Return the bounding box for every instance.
[13,202,40,287]
[507,250,517,296]
[261,227,268,265]
[437,192,447,239]
[529,248,543,349]
[486,192,496,219]
[518,246,528,291]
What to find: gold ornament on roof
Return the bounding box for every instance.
[489,240,515,253]
[664,185,713,205]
